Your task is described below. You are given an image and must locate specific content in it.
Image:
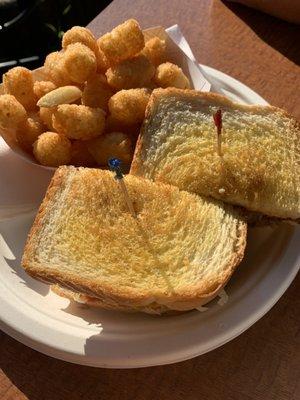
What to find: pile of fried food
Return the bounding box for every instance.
[0,19,191,168]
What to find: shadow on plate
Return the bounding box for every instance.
[0,217,50,297]
[222,1,300,65]
[227,223,295,301]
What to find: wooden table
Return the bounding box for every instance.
[1,1,299,399]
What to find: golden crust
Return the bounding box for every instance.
[22,166,247,314]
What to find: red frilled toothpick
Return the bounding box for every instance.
[213,109,223,157]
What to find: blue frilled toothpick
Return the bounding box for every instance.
[108,158,137,218]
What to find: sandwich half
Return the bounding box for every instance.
[131,89,300,221]
[22,166,246,314]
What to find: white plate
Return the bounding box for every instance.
[0,66,299,368]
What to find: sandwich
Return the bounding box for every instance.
[131,89,300,221]
[22,166,246,314]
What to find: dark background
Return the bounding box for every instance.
[0,0,111,75]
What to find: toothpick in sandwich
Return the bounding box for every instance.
[108,158,137,218]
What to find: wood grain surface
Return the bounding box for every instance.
[1,0,300,399]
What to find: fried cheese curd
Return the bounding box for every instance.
[0,94,27,130]
[53,104,105,140]
[82,74,114,111]
[33,131,71,167]
[3,67,37,111]
[141,37,166,66]
[98,19,144,65]
[44,51,73,86]
[39,107,56,130]
[63,43,97,83]
[108,89,150,125]
[33,81,56,100]
[154,62,190,89]
[106,54,155,90]
[16,113,45,152]
[62,25,109,72]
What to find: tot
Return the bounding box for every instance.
[62,26,97,51]
[70,140,96,167]
[63,43,97,83]
[33,81,56,100]
[39,107,56,130]
[82,74,114,111]
[3,67,37,111]
[108,89,150,125]
[62,25,109,72]
[98,19,144,65]
[44,51,72,86]
[0,95,27,130]
[154,62,190,89]
[87,132,132,166]
[33,132,71,167]
[106,54,155,90]
[16,113,45,152]
[141,37,166,66]
[53,104,105,140]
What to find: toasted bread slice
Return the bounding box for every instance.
[22,166,246,314]
[130,89,300,220]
